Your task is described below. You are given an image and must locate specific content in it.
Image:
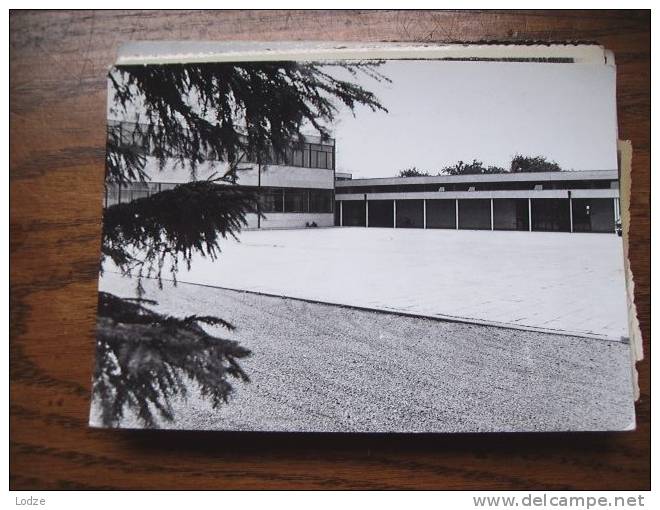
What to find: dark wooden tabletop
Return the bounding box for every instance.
[10,10,650,490]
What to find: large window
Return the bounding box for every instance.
[264,142,334,170]
[104,182,164,207]
[292,148,305,167]
[342,201,366,227]
[395,200,424,228]
[109,121,153,154]
[126,182,150,202]
[367,200,394,228]
[104,180,334,215]
[284,189,308,213]
[105,185,121,207]
[261,189,284,213]
[426,199,456,229]
[493,199,529,231]
[531,198,571,232]
[458,199,491,230]
[309,189,333,213]
[309,143,333,170]
[572,198,615,233]
[274,188,333,213]
[108,121,336,170]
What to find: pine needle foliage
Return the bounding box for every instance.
[96,60,387,426]
[108,61,388,179]
[94,292,250,428]
[105,126,149,186]
[101,181,260,286]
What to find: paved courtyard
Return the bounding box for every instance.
[167,228,628,340]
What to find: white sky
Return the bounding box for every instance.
[325,60,618,178]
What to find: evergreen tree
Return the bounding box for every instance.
[96,61,387,427]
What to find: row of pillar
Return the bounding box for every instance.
[338,197,621,233]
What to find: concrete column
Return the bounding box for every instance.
[614,198,619,232]
[257,161,262,229]
[490,198,494,231]
[569,198,574,233]
[365,200,369,228]
[393,200,397,228]
[455,199,459,229]
[613,198,618,220]
[423,199,427,229]
[528,198,532,232]
[339,201,343,227]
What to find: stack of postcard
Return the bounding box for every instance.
[90,42,640,433]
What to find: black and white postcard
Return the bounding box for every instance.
[90,42,638,432]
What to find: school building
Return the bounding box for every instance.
[335,170,621,234]
[105,121,620,234]
[104,120,336,229]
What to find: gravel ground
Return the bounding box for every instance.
[95,272,636,433]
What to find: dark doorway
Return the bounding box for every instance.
[368,200,394,228]
[341,200,366,227]
[426,199,456,229]
[334,201,341,226]
[572,198,615,233]
[531,199,571,232]
[395,200,424,228]
[458,199,491,230]
[493,199,529,231]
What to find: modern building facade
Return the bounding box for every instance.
[104,120,336,229]
[334,171,621,234]
[105,121,620,234]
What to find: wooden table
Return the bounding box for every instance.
[10,10,650,490]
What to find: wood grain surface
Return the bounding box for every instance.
[10,10,650,490]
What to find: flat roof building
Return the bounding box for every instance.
[104,121,336,229]
[105,121,619,234]
[334,171,621,234]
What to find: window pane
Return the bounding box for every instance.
[132,126,149,151]
[267,146,278,165]
[293,149,304,166]
[261,189,284,213]
[309,190,332,213]
[105,184,120,207]
[130,190,149,201]
[284,189,307,212]
[107,122,121,146]
[303,144,311,167]
[120,123,133,145]
[128,182,149,202]
[117,184,129,204]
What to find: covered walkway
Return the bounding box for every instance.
[337,196,618,234]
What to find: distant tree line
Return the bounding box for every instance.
[398,155,562,177]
